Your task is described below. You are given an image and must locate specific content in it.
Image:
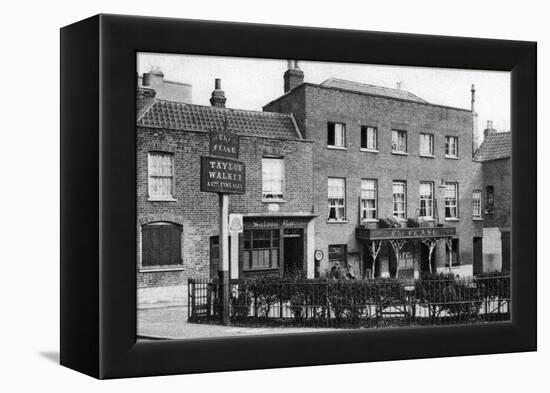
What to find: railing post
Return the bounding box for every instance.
[279,282,283,319]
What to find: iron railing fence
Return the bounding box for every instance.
[188,275,510,328]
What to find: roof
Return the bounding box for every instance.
[320,78,428,103]
[138,99,302,140]
[474,132,511,162]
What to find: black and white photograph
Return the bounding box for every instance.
[136,53,512,340]
[1,0,543,389]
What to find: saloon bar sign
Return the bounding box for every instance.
[200,156,246,194]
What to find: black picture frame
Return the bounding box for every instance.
[60,14,536,379]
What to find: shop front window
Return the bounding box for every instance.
[243,229,280,270]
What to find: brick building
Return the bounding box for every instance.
[136,80,315,292]
[264,61,485,279]
[474,122,511,273]
[136,61,510,304]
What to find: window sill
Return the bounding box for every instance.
[139,265,184,273]
[473,217,484,221]
[418,218,436,221]
[444,218,460,222]
[148,197,177,202]
[419,154,435,158]
[243,267,280,273]
[262,198,286,203]
[360,148,379,153]
[327,145,347,151]
[327,220,349,224]
[361,219,379,223]
[391,151,408,156]
[444,155,460,160]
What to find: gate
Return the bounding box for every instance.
[187,278,218,321]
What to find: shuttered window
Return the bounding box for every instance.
[142,223,182,267]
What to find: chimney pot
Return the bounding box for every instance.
[483,120,497,137]
[210,78,227,108]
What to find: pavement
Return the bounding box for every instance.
[137,305,337,340]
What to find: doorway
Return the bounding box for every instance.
[283,228,304,277]
[473,237,483,275]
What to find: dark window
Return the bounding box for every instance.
[142,223,182,267]
[243,229,280,270]
[329,244,347,268]
[360,126,377,150]
[392,130,407,153]
[486,186,494,213]
[327,122,346,147]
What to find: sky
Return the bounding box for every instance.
[137,52,510,133]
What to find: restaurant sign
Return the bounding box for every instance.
[356,226,456,240]
[200,156,246,194]
[210,130,239,159]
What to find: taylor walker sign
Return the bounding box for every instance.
[200,156,246,194]
[210,130,239,159]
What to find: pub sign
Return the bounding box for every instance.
[200,156,246,194]
[209,130,239,159]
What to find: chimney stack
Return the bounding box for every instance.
[210,78,226,108]
[283,60,304,93]
[484,120,497,137]
[143,66,164,87]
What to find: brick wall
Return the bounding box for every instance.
[137,125,313,288]
[482,158,511,228]
[266,84,484,276]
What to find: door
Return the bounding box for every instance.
[283,228,304,277]
[473,237,483,275]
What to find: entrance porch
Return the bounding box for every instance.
[356,226,456,279]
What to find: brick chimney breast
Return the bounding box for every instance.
[284,60,304,93]
[210,78,227,108]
